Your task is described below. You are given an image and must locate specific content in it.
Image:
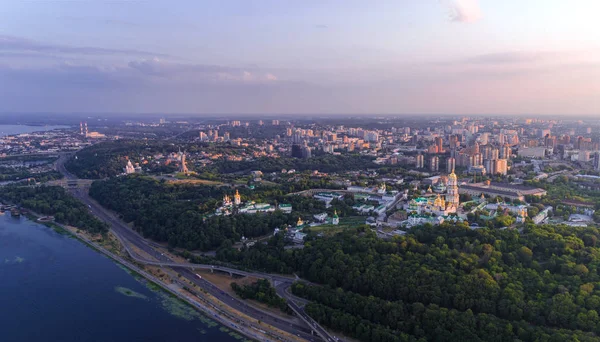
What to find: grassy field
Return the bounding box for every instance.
[307,216,366,236]
[167,178,224,186]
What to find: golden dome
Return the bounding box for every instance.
[448,172,457,181]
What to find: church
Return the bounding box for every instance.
[405,170,460,216]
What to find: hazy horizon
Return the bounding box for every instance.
[1,0,599,115]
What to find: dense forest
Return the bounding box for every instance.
[0,168,62,182]
[89,175,304,250]
[65,140,181,178]
[0,185,108,234]
[231,279,290,313]
[216,223,600,341]
[206,153,379,174]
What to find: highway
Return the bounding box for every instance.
[56,153,339,342]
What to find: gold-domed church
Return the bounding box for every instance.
[406,168,460,216]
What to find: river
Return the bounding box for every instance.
[0,125,69,137]
[0,215,245,342]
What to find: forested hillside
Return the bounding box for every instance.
[217,224,600,341]
[205,153,379,174]
[65,140,179,179]
[89,175,300,250]
[0,185,108,234]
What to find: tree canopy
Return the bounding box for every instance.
[0,185,108,234]
[217,223,600,341]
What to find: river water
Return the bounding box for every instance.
[0,124,69,137]
[0,215,245,342]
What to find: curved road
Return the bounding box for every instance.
[57,153,338,342]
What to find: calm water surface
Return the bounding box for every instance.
[0,215,244,342]
[0,125,69,137]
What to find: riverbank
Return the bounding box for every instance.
[0,214,244,342]
[28,211,302,342]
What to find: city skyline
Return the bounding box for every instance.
[1,0,599,115]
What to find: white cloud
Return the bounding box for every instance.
[443,0,482,23]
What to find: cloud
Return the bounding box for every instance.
[128,58,278,83]
[449,50,600,68]
[443,0,482,23]
[0,35,167,57]
[0,63,127,89]
[315,24,329,29]
[128,58,236,76]
[464,52,549,64]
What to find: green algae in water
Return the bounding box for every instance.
[219,326,231,333]
[116,263,133,275]
[140,279,161,293]
[115,286,148,300]
[4,256,25,264]
[157,292,203,321]
[197,314,219,328]
[229,331,244,340]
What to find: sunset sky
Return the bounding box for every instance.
[1,0,599,115]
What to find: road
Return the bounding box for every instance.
[57,153,338,342]
[276,283,334,342]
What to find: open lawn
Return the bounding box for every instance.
[307,216,365,236]
[166,178,225,186]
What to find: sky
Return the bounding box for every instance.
[0,0,599,115]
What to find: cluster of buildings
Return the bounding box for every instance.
[215,189,293,216]
[0,129,87,157]
[405,171,460,216]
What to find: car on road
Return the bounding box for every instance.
[195,274,202,279]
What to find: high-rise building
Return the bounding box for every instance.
[365,131,379,142]
[495,159,508,176]
[448,135,457,149]
[430,156,439,172]
[473,153,483,166]
[272,120,279,125]
[473,142,480,155]
[594,153,600,171]
[483,159,495,175]
[291,144,303,158]
[416,154,424,168]
[447,157,456,174]
[435,137,443,152]
[490,148,499,160]
[302,145,312,159]
[480,144,491,159]
[500,144,511,159]
[223,132,231,141]
[579,151,591,162]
